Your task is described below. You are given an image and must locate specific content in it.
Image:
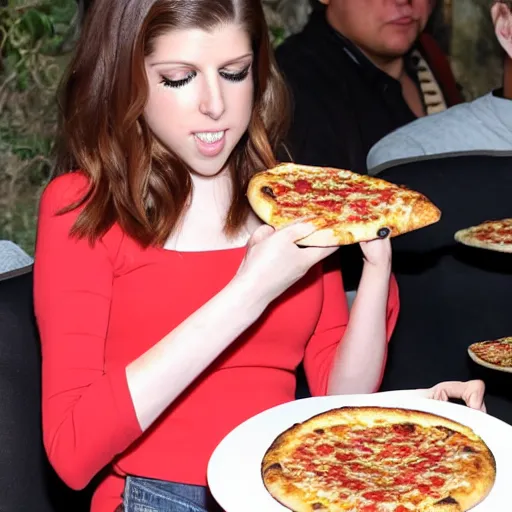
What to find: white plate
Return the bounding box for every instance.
[207,392,512,512]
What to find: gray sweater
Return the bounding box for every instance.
[367,91,512,174]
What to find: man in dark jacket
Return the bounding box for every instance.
[276,0,462,176]
[276,0,462,295]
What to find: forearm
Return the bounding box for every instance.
[126,277,267,430]
[327,262,391,395]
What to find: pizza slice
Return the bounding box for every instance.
[455,219,512,253]
[468,336,512,371]
[247,163,441,246]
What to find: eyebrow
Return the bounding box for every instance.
[150,52,253,68]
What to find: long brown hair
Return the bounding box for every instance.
[54,0,289,246]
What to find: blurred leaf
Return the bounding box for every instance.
[20,9,54,41]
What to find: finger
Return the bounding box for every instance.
[300,245,339,263]
[464,380,486,411]
[277,221,320,243]
[436,389,449,402]
[247,225,275,248]
[430,381,467,400]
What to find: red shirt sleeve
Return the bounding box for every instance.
[34,174,141,490]
[304,258,400,397]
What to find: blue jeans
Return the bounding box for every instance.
[122,476,223,512]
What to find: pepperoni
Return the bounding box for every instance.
[359,505,379,512]
[429,476,446,488]
[294,179,312,194]
[363,490,394,502]
[335,452,356,462]
[316,444,334,456]
[417,484,431,495]
[347,214,365,222]
[392,423,416,436]
[387,445,413,458]
[343,479,366,491]
[394,506,411,512]
[273,184,290,196]
[375,189,395,202]
[315,199,339,211]
[351,199,370,215]
[394,473,417,486]
[294,446,314,459]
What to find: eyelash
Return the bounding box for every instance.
[160,65,251,89]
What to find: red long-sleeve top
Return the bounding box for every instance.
[34,173,399,511]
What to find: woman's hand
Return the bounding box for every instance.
[426,380,486,412]
[235,223,338,306]
[359,237,392,268]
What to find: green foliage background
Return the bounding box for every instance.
[0,0,78,254]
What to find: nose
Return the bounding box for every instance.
[199,74,225,120]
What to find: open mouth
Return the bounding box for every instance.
[194,131,225,144]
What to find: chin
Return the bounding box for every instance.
[189,159,230,178]
[380,39,417,58]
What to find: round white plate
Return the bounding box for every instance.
[207,392,512,512]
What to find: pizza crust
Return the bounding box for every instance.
[247,164,441,247]
[262,406,496,512]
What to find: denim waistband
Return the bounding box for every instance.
[122,476,223,512]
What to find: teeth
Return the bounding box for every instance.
[195,131,224,144]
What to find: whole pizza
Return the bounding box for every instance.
[454,219,512,253]
[247,163,441,246]
[261,406,495,512]
[468,337,512,372]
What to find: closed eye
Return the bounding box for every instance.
[160,70,197,88]
[219,64,251,83]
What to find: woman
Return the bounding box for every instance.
[33,1,483,511]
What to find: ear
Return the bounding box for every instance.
[492,2,512,58]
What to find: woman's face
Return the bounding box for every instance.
[144,23,254,177]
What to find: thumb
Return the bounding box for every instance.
[247,224,275,248]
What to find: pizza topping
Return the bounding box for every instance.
[455,219,512,252]
[469,337,512,367]
[377,227,391,238]
[263,407,495,512]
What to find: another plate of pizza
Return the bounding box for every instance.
[468,337,512,373]
[207,392,512,512]
[455,219,512,253]
[247,163,441,246]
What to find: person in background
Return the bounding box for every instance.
[0,240,33,274]
[274,0,462,302]
[368,0,512,174]
[275,0,462,176]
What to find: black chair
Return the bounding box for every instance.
[378,154,512,424]
[0,266,91,511]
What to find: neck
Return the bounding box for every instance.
[324,8,406,80]
[358,47,406,80]
[504,58,512,100]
